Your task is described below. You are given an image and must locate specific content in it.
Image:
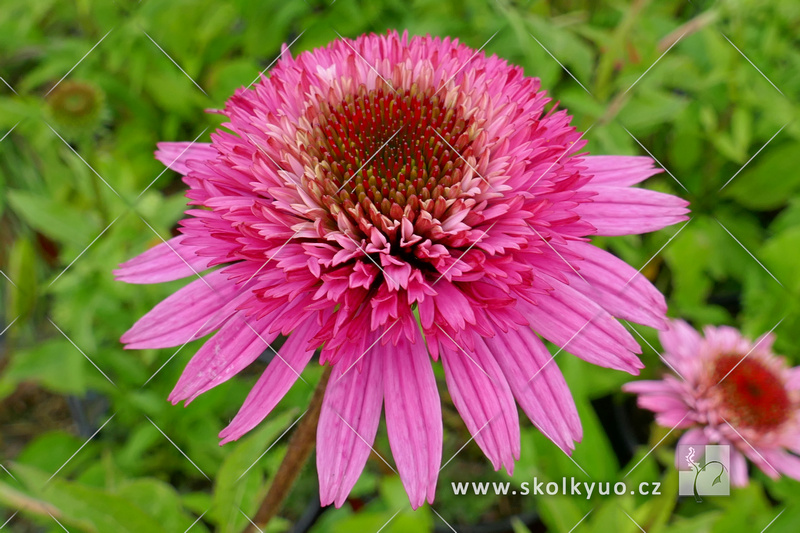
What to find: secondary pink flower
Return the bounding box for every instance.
[117,31,688,508]
[624,320,800,486]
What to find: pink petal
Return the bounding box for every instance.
[485,328,581,452]
[759,449,800,481]
[169,311,281,405]
[441,338,520,473]
[783,430,800,455]
[741,448,779,479]
[431,281,476,330]
[114,236,214,284]
[622,378,682,398]
[576,186,689,236]
[218,316,319,443]
[317,345,383,507]
[622,376,695,428]
[518,284,643,374]
[623,379,693,428]
[702,325,744,353]
[155,142,216,175]
[121,270,239,349]
[730,447,749,487]
[752,331,776,353]
[787,367,800,391]
[582,155,663,187]
[674,428,709,469]
[383,324,442,509]
[565,241,667,330]
[655,408,694,428]
[739,446,778,479]
[658,320,703,378]
[638,395,689,418]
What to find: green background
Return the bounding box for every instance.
[1,0,798,532]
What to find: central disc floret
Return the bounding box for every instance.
[303,83,477,232]
[711,355,791,430]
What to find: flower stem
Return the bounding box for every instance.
[243,364,332,533]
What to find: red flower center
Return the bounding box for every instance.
[711,354,791,430]
[302,83,479,233]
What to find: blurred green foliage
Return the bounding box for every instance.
[1,0,799,532]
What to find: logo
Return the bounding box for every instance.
[677,444,730,501]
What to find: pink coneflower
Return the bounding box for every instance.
[117,30,689,508]
[624,320,800,486]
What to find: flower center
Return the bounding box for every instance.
[46,80,103,129]
[303,83,477,231]
[711,355,791,430]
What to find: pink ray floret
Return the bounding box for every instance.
[116,30,689,508]
[624,320,800,486]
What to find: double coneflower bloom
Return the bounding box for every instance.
[117,31,689,507]
[625,320,800,486]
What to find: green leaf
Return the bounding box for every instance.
[618,89,689,134]
[761,226,800,292]
[769,197,800,234]
[731,107,752,157]
[710,482,771,533]
[7,190,98,247]
[0,479,95,532]
[0,339,87,397]
[5,237,37,323]
[637,469,679,533]
[3,464,170,533]
[210,409,296,533]
[663,512,721,533]
[117,479,209,533]
[14,431,87,474]
[723,144,800,210]
[511,516,533,533]
[538,494,590,533]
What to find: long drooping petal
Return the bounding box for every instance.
[576,186,689,236]
[218,316,320,443]
[383,322,442,509]
[169,309,283,406]
[518,284,643,374]
[486,328,582,452]
[114,236,213,284]
[441,339,520,473]
[121,270,238,349]
[317,341,384,507]
[565,241,667,330]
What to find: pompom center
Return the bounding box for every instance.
[303,82,479,232]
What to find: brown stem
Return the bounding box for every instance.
[657,10,718,53]
[243,365,332,533]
